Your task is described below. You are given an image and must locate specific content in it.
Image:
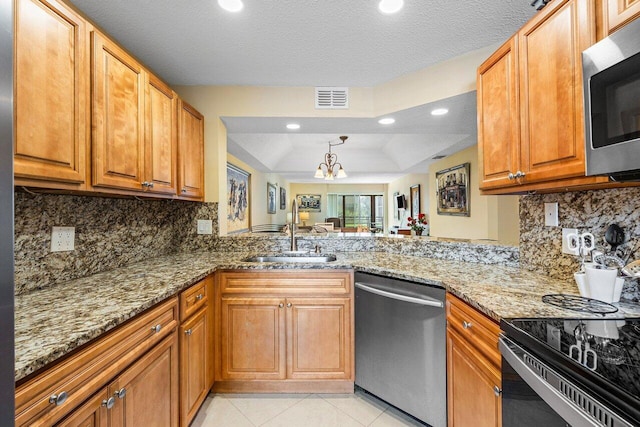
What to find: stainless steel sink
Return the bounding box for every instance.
[242,254,337,263]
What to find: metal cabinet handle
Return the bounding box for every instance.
[185,329,192,336]
[507,172,515,180]
[49,391,68,406]
[102,396,116,409]
[515,171,526,179]
[462,321,472,329]
[195,294,203,301]
[493,385,502,397]
[286,302,292,308]
[115,388,126,399]
[151,324,162,333]
[181,188,187,193]
[148,182,154,188]
[278,303,284,308]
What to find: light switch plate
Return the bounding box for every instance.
[544,202,559,227]
[51,226,75,252]
[562,228,579,255]
[197,219,213,235]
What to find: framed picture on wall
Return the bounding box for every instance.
[267,183,277,214]
[296,194,321,212]
[280,187,286,210]
[410,184,420,218]
[436,162,470,216]
[226,163,250,233]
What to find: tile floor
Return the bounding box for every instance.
[191,390,427,427]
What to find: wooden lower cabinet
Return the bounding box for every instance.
[447,326,501,427]
[220,297,286,380]
[109,333,179,427]
[215,270,354,393]
[287,297,351,380]
[180,307,210,426]
[446,293,501,427]
[54,332,178,427]
[56,388,109,427]
[179,276,214,427]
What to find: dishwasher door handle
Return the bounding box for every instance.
[355,282,444,308]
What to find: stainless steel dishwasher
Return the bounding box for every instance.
[355,272,446,427]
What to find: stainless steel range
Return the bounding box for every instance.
[500,316,640,426]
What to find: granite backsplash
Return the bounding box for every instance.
[519,186,640,300]
[14,191,218,295]
[15,186,640,300]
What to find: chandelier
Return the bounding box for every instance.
[314,136,348,180]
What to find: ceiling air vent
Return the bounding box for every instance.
[315,87,349,109]
[432,155,447,160]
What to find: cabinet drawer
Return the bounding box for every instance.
[180,277,210,320]
[219,270,352,295]
[446,293,500,368]
[15,297,178,427]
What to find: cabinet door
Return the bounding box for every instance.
[180,307,209,427]
[109,333,179,427]
[447,326,501,427]
[177,99,204,200]
[286,297,352,380]
[91,31,145,191]
[604,0,640,35]
[55,388,108,427]
[220,297,286,380]
[518,0,594,183]
[145,74,177,195]
[14,0,88,187]
[477,37,520,190]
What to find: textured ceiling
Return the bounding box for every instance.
[66,0,536,183]
[67,0,534,87]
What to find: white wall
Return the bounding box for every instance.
[387,173,430,231]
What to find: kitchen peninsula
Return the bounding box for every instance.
[16,241,638,383]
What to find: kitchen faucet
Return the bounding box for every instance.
[290,199,300,252]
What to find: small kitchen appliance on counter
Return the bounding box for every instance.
[500,316,640,426]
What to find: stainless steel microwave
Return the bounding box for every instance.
[583,17,640,181]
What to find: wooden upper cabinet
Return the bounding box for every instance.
[601,0,640,36]
[91,31,145,192]
[14,0,88,188]
[177,100,205,200]
[477,37,520,190]
[145,74,177,195]
[518,0,594,183]
[477,0,618,194]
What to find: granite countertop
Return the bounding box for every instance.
[15,250,640,383]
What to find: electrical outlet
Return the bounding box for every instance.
[562,228,579,255]
[51,226,75,252]
[197,219,213,235]
[544,202,559,227]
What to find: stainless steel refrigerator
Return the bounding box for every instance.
[0,0,15,424]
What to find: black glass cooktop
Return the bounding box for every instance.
[501,318,640,423]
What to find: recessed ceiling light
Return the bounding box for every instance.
[218,0,243,12]
[286,123,300,130]
[378,117,395,125]
[431,108,449,116]
[378,0,404,14]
